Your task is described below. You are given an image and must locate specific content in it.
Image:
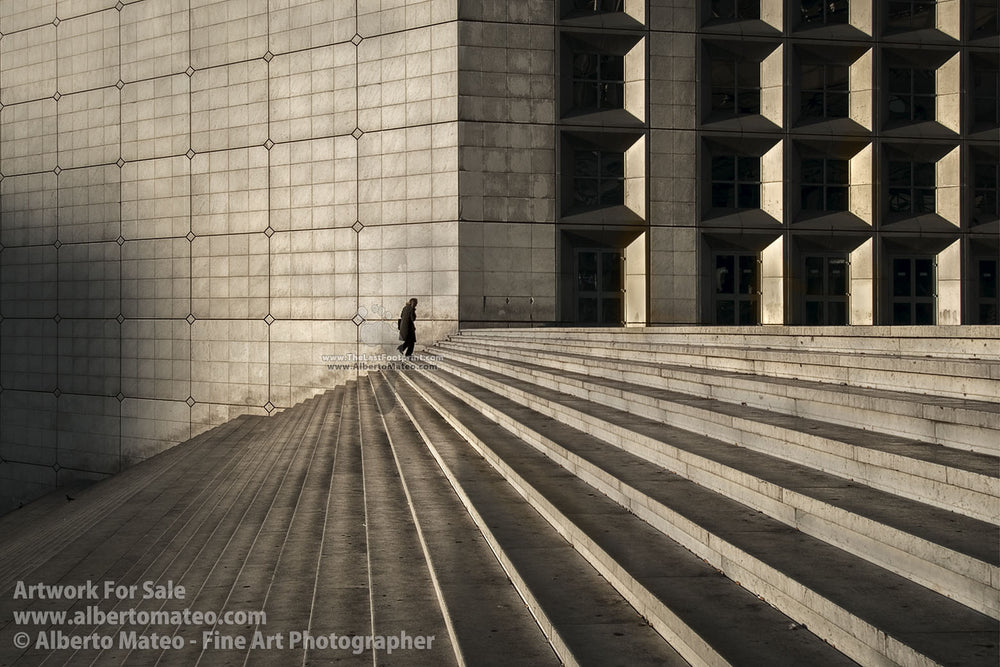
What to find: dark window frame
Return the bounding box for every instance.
[887,160,936,216]
[972,0,999,37]
[887,67,936,123]
[711,155,761,209]
[974,161,1000,223]
[972,66,1000,128]
[803,254,850,325]
[571,148,625,210]
[565,0,624,16]
[710,0,760,21]
[800,62,850,119]
[570,51,625,114]
[890,256,936,325]
[801,158,849,212]
[886,0,935,32]
[710,56,761,117]
[800,0,849,26]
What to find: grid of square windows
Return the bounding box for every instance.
[691,2,995,325]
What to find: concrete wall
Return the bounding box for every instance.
[0,0,461,512]
[455,3,558,327]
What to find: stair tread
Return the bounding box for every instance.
[437,356,998,562]
[408,365,999,665]
[397,370,863,666]
[368,373,563,665]
[383,372,694,666]
[442,338,1000,417]
[443,353,999,482]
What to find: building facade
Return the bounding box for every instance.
[0,0,998,510]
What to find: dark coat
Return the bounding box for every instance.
[398,304,416,342]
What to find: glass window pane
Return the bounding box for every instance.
[913,162,934,186]
[738,183,760,208]
[712,0,736,18]
[801,63,823,89]
[573,83,598,109]
[828,159,849,184]
[913,70,935,95]
[801,159,823,184]
[912,95,934,121]
[915,258,934,296]
[829,258,848,294]
[739,255,757,294]
[573,179,598,207]
[716,255,735,294]
[974,164,998,189]
[575,151,599,177]
[915,302,935,325]
[599,180,624,206]
[601,55,624,81]
[827,92,849,117]
[602,83,623,108]
[979,260,998,299]
[716,299,735,324]
[737,90,760,114]
[889,188,911,213]
[801,92,825,116]
[737,0,759,18]
[712,60,735,87]
[888,68,910,93]
[737,62,759,88]
[893,302,912,324]
[888,95,910,121]
[827,186,848,211]
[713,183,736,208]
[828,65,849,91]
[888,161,911,186]
[712,156,735,181]
[829,301,848,325]
[573,54,598,79]
[578,252,598,291]
[915,188,935,213]
[737,156,760,181]
[805,256,825,295]
[602,297,622,324]
[602,252,622,291]
[801,185,824,210]
[805,300,822,325]
[893,258,912,296]
[601,153,624,178]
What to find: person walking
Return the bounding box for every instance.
[397,298,417,357]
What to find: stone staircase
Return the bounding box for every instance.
[0,327,997,666]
